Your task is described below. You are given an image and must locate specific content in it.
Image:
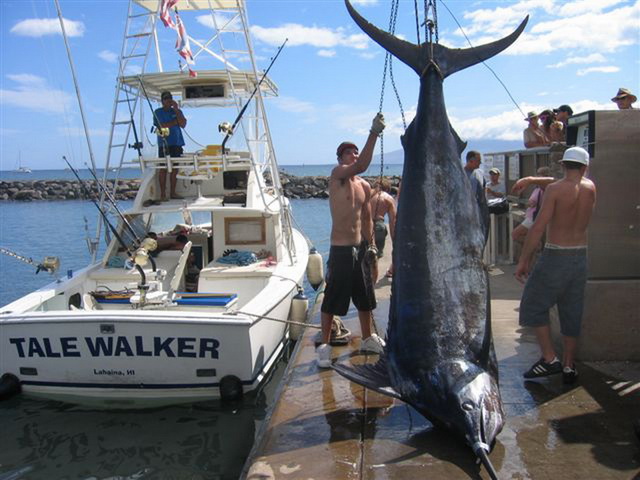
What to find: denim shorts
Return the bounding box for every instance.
[519,248,587,337]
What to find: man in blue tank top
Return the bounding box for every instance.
[154,91,187,200]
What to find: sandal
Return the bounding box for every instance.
[523,357,561,379]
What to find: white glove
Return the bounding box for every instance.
[370,113,385,136]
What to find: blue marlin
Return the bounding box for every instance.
[333,2,528,478]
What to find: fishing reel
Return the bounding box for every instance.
[218,122,234,136]
[36,256,60,275]
[152,126,170,137]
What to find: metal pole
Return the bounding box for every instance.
[54,0,98,174]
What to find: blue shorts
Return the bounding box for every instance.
[519,248,587,337]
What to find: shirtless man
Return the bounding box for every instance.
[317,113,386,368]
[515,146,596,384]
[370,178,396,283]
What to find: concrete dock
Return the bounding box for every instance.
[243,250,640,479]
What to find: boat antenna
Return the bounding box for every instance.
[63,157,133,256]
[221,38,288,151]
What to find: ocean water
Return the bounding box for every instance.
[0,163,404,183]
[0,196,331,479]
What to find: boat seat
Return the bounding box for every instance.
[83,293,100,310]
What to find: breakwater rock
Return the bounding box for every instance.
[0,173,402,201]
[0,179,141,202]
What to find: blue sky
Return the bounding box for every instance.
[1,0,638,170]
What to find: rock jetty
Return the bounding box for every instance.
[0,173,402,201]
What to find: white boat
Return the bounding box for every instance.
[13,152,32,173]
[0,0,320,408]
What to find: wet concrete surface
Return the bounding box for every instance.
[243,250,640,479]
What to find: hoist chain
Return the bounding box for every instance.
[425,0,439,44]
[378,0,406,179]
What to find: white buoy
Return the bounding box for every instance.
[288,288,309,341]
[306,247,324,290]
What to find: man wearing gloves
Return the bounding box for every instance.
[317,113,386,368]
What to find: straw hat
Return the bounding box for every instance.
[611,88,637,103]
[525,111,538,121]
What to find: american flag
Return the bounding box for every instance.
[174,11,197,77]
[159,0,179,28]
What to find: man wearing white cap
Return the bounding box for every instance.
[611,87,637,110]
[515,146,596,385]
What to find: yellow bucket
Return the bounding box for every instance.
[203,144,222,156]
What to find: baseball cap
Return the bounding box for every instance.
[160,90,173,100]
[560,146,589,166]
[553,104,573,116]
[336,141,358,157]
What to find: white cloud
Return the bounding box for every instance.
[451,99,616,141]
[455,0,639,56]
[98,50,118,63]
[10,18,85,37]
[352,0,379,5]
[557,0,627,16]
[0,74,74,114]
[251,24,369,50]
[547,53,606,68]
[318,49,336,58]
[274,96,315,114]
[196,13,241,30]
[576,66,620,76]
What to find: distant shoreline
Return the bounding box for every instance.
[0,173,401,202]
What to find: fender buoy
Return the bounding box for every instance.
[0,373,21,401]
[306,247,323,290]
[220,375,243,402]
[288,288,309,341]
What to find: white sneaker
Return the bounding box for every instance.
[316,343,332,368]
[360,334,385,354]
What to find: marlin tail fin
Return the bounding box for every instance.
[345,0,528,79]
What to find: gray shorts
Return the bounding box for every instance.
[519,248,587,337]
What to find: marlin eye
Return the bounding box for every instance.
[462,401,474,411]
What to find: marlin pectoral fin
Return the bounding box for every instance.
[332,356,402,400]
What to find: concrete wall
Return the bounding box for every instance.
[551,279,640,361]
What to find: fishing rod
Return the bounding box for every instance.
[83,161,142,245]
[124,88,143,157]
[137,77,170,154]
[63,157,133,256]
[0,247,60,275]
[221,38,288,151]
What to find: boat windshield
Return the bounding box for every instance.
[148,211,211,234]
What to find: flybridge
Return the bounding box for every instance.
[9,336,220,359]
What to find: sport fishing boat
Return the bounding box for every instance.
[0,0,321,407]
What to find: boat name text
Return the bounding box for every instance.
[9,336,220,359]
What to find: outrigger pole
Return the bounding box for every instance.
[221,38,288,151]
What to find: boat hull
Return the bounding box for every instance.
[1,302,293,407]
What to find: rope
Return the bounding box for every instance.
[439,0,526,118]
[414,0,421,45]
